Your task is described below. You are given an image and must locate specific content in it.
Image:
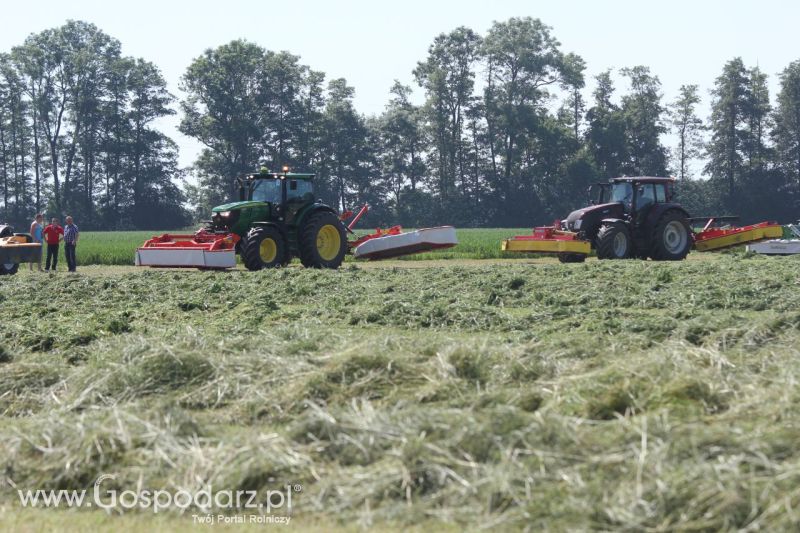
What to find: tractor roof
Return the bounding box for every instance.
[246,172,315,180]
[611,176,675,184]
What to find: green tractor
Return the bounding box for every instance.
[207,168,348,270]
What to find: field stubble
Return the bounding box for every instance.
[1,252,799,530]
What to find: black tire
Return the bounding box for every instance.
[596,222,632,260]
[650,211,691,261]
[0,263,19,275]
[243,226,287,270]
[299,211,348,269]
[558,253,586,263]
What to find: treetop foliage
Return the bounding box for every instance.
[2,18,800,229]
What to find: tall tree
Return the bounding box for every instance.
[180,40,267,206]
[585,70,628,179]
[668,84,704,180]
[318,78,372,211]
[414,27,481,205]
[619,66,667,176]
[376,81,425,216]
[773,60,800,189]
[743,66,771,172]
[481,17,582,224]
[705,58,750,200]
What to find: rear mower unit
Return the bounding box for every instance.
[746,223,800,255]
[502,177,783,262]
[691,218,783,252]
[135,169,457,270]
[0,224,41,275]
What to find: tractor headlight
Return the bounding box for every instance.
[219,211,231,218]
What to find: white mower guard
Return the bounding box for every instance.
[135,248,236,268]
[746,224,800,255]
[353,226,458,260]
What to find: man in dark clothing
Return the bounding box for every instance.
[43,217,63,271]
[64,216,79,272]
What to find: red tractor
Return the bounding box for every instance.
[504,177,692,262]
[502,176,783,262]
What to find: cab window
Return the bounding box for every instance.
[654,184,667,203]
[251,179,282,203]
[610,182,633,205]
[287,179,314,202]
[635,184,655,212]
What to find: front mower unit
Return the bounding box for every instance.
[501,226,590,257]
[135,231,240,269]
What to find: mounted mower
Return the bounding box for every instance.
[747,222,800,255]
[136,169,457,270]
[0,224,41,275]
[502,176,783,262]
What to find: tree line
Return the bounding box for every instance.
[2,19,800,230]
[0,21,186,230]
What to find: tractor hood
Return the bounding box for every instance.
[212,200,269,213]
[563,202,624,231]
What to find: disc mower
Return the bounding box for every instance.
[0,224,42,275]
[502,176,783,262]
[136,168,457,270]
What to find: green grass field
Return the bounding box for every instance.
[53,228,531,267]
[2,244,800,530]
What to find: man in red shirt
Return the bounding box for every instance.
[43,217,64,271]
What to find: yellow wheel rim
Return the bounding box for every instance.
[316,224,341,261]
[259,238,277,263]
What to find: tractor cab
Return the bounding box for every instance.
[611,177,672,220]
[211,169,318,237]
[239,169,316,205]
[588,177,673,217]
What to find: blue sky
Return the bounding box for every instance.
[2,0,799,173]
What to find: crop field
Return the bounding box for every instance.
[1,250,800,531]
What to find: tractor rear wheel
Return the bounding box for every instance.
[558,253,586,263]
[243,226,286,270]
[596,222,632,260]
[299,211,347,269]
[650,211,691,261]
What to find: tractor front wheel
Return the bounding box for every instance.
[243,226,286,270]
[299,212,348,269]
[650,211,691,261]
[596,222,632,260]
[0,263,19,275]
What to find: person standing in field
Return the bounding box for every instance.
[64,216,79,273]
[43,217,63,272]
[29,213,44,271]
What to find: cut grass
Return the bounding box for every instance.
[1,254,799,530]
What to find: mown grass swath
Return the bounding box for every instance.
[1,255,800,529]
